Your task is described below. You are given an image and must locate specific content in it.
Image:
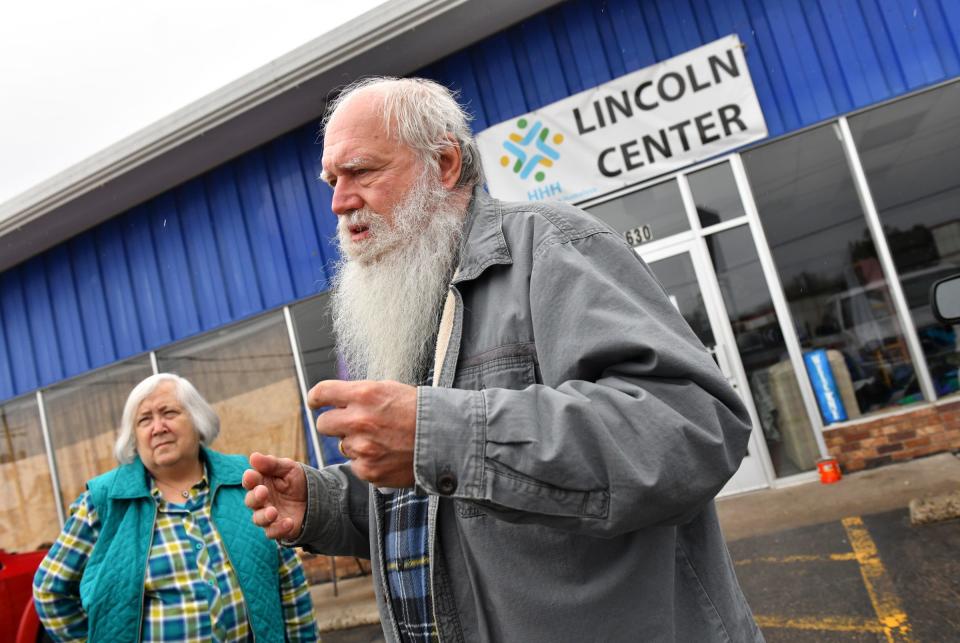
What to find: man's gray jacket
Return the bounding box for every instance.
[294,189,763,642]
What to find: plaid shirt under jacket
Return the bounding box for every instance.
[381,488,436,642]
[34,473,318,642]
[377,363,439,642]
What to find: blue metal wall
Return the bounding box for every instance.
[2,0,959,401]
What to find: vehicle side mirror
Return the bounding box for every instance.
[931,274,960,323]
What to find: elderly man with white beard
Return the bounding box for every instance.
[243,77,763,642]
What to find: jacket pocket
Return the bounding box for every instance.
[479,354,538,390]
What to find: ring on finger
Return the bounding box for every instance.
[338,438,348,459]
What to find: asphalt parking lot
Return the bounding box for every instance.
[729,508,960,642]
[720,452,960,642]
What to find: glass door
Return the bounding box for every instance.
[642,239,772,495]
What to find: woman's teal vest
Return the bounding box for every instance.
[80,448,285,642]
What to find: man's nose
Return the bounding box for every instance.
[330,181,363,216]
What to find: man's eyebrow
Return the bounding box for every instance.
[320,157,370,185]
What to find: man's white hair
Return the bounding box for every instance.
[323,76,484,189]
[114,373,220,464]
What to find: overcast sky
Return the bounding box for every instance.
[0,0,385,205]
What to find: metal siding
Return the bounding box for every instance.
[690,0,721,43]
[513,14,573,106]
[473,34,528,125]
[879,1,942,87]
[235,150,297,309]
[148,192,203,340]
[43,246,89,377]
[940,0,960,58]
[265,134,329,299]
[546,4,599,90]
[0,269,39,392]
[800,0,855,114]
[748,0,805,131]
[95,219,145,358]
[559,2,611,86]
[0,309,13,399]
[858,0,909,95]
[594,5,630,79]
[780,1,838,119]
[3,0,960,401]
[204,164,264,318]
[123,205,173,346]
[22,257,63,384]
[174,178,232,331]
[922,0,960,77]
[655,0,705,55]
[68,232,117,367]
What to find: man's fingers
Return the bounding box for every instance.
[264,517,295,541]
[249,451,297,478]
[244,484,268,510]
[252,505,279,527]
[242,468,263,491]
[315,407,353,437]
[307,379,363,410]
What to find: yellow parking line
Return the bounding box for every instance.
[754,615,883,633]
[842,516,913,643]
[735,552,857,566]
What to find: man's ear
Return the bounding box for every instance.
[437,136,463,190]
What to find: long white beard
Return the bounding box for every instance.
[331,168,465,384]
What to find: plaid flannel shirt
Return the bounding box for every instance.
[34,473,318,642]
[381,488,436,642]
[378,362,439,642]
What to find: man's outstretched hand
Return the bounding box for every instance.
[310,379,418,488]
[243,452,308,541]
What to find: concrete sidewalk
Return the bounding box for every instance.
[310,574,380,634]
[716,451,960,541]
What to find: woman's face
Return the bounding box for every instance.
[134,381,201,475]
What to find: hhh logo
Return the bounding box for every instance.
[500,118,564,183]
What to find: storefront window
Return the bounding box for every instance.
[289,293,346,465]
[587,179,688,247]
[744,124,922,422]
[850,81,960,398]
[156,313,309,463]
[688,162,746,228]
[43,359,154,511]
[708,226,818,477]
[0,395,60,550]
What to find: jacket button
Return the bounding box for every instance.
[437,472,457,495]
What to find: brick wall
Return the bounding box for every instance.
[824,400,960,472]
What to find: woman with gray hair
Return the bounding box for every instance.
[33,373,319,642]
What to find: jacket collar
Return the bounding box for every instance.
[108,446,243,499]
[453,187,512,284]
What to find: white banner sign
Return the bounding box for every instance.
[477,35,767,203]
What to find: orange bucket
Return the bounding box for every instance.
[817,457,842,484]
